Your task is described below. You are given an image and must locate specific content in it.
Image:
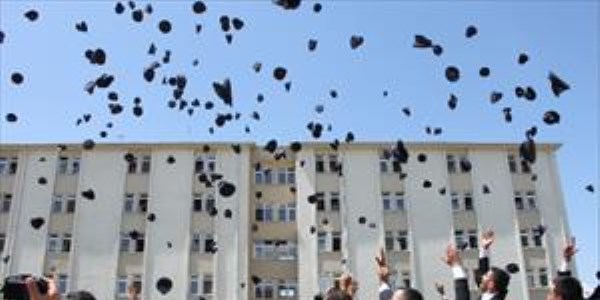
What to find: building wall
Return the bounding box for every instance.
[0,142,570,300]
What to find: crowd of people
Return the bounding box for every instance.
[15,230,600,300]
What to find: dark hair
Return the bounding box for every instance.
[490,267,511,293]
[65,290,97,300]
[401,288,424,300]
[553,276,584,300]
[324,288,352,300]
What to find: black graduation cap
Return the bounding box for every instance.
[219,15,230,32]
[393,140,409,163]
[156,277,173,295]
[383,90,389,97]
[313,2,322,13]
[548,72,570,97]
[345,132,355,143]
[231,144,241,154]
[502,107,512,123]
[349,35,364,49]
[128,230,141,240]
[158,20,172,33]
[358,216,367,224]
[224,209,233,218]
[417,153,427,163]
[307,194,317,204]
[212,78,233,106]
[457,240,469,250]
[514,86,524,98]
[438,187,447,195]
[232,18,244,30]
[24,10,39,21]
[147,213,156,222]
[401,107,411,117]
[38,177,47,185]
[585,184,595,193]
[459,159,472,172]
[75,21,88,32]
[82,139,95,150]
[518,53,529,65]
[264,139,278,153]
[490,91,503,104]
[482,184,491,194]
[284,81,292,92]
[290,141,302,152]
[525,126,537,139]
[321,218,329,225]
[251,275,262,285]
[413,35,432,48]
[523,86,536,101]
[330,89,338,98]
[145,3,153,14]
[218,181,236,197]
[432,45,443,56]
[329,139,339,151]
[115,2,125,14]
[81,189,95,200]
[533,225,546,237]
[39,157,46,162]
[273,0,301,10]
[289,187,296,193]
[445,66,460,82]
[132,9,143,22]
[422,180,432,189]
[95,74,115,88]
[519,138,536,164]
[0,31,4,44]
[273,67,287,81]
[30,217,45,230]
[192,1,207,14]
[128,1,135,9]
[505,263,520,274]
[542,110,560,125]
[479,67,490,78]
[11,72,24,85]
[308,39,318,51]
[2,255,9,264]
[252,62,262,73]
[310,226,316,234]
[5,113,18,123]
[465,25,478,38]
[166,156,176,164]
[167,242,172,248]
[448,94,458,110]
[433,127,443,135]
[208,206,218,217]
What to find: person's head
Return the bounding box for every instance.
[392,288,423,300]
[324,288,352,300]
[546,276,583,300]
[66,290,97,300]
[481,267,510,294]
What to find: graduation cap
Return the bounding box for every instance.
[465,25,478,38]
[542,110,560,125]
[213,78,233,106]
[290,141,302,152]
[75,21,88,32]
[548,72,570,97]
[401,107,411,116]
[308,39,318,51]
[585,184,595,193]
[313,2,322,13]
[192,1,207,14]
[132,9,143,22]
[82,139,96,150]
[358,216,367,224]
[289,187,297,193]
[438,187,447,195]
[208,206,218,217]
[310,226,316,234]
[482,184,491,194]
[502,107,512,123]
[490,91,503,104]
[530,174,538,182]
[252,62,262,73]
[128,230,141,240]
[307,122,323,139]
[284,81,292,92]
[95,74,115,88]
[321,218,329,225]
[24,10,39,21]
[232,18,244,30]
[273,67,287,81]
[11,72,24,85]
[479,67,490,78]
[525,126,537,139]
[432,44,443,56]
[158,20,172,33]
[38,177,47,185]
[349,35,364,49]
[519,138,536,164]
[345,132,355,143]
[145,3,153,14]
[5,113,18,123]
[147,213,156,222]
[417,153,427,163]
[224,209,233,218]
[505,263,520,274]
[219,15,231,32]
[264,139,278,153]
[445,66,460,82]
[30,217,45,230]
[115,2,125,14]
[448,94,458,110]
[166,242,172,248]
[218,181,236,197]
[156,277,173,295]
[393,140,409,163]
[108,103,123,114]
[251,275,262,285]
[231,144,241,154]
[422,180,432,189]
[459,159,472,172]
[413,35,433,48]
[533,225,546,237]
[81,189,95,200]
[307,194,317,204]
[523,87,536,101]
[457,240,469,251]
[166,156,176,164]
[0,31,4,44]
[273,0,301,10]
[330,89,338,98]
[518,53,529,65]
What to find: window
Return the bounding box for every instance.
[395,193,405,211]
[57,157,69,174]
[62,234,72,252]
[202,275,213,295]
[316,193,325,211]
[255,169,263,184]
[467,230,478,249]
[205,155,216,173]
[278,203,296,222]
[205,194,215,213]
[191,233,201,252]
[140,155,151,173]
[382,192,392,211]
[401,272,411,288]
[332,232,341,252]
[195,156,205,174]
[533,230,543,247]
[48,234,60,253]
[255,281,275,299]
[124,193,135,213]
[190,275,199,295]
[464,193,473,211]
[57,274,68,295]
[116,275,128,297]
[392,160,401,173]
[379,153,389,173]
[317,232,327,252]
[66,195,76,213]
[539,268,548,287]
[451,193,460,211]
[526,191,537,209]
[277,168,287,185]
[328,155,339,172]
[0,233,6,253]
[446,155,456,174]
[193,193,202,212]
[520,229,529,247]
[459,156,471,173]
[507,155,517,173]
[264,204,273,222]
[454,230,465,248]
[0,157,6,174]
[288,203,296,221]
[70,158,80,175]
[278,281,297,298]
[286,167,295,184]
[1,193,11,213]
[135,235,145,252]
[120,234,130,252]
[385,231,394,251]
[521,160,531,173]
[127,156,138,174]
[52,196,63,213]
[255,204,265,222]
[204,234,215,253]
[526,269,535,287]
[264,169,273,185]
[8,158,17,174]
[315,155,325,173]
[137,193,148,213]
[398,231,408,250]
[514,192,524,210]
[330,192,340,211]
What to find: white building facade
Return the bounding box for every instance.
[0,142,573,300]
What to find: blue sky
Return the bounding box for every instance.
[1,0,598,288]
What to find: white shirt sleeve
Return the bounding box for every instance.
[559,260,571,273]
[479,247,490,258]
[379,282,391,292]
[452,265,467,279]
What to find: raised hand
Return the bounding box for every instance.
[443,244,462,266]
[563,237,577,262]
[481,229,495,249]
[375,247,390,283]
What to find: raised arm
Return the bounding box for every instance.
[444,244,470,300]
[558,237,577,277]
[376,247,394,300]
[476,229,494,286]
